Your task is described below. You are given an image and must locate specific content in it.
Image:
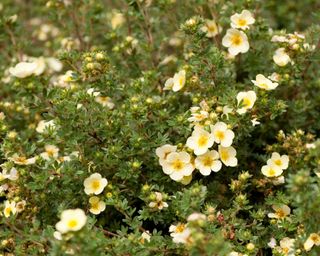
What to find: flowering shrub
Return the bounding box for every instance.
[0,0,320,255]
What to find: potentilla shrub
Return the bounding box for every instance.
[0,0,320,255]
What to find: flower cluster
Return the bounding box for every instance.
[157,121,237,182]
[222,10,255,56]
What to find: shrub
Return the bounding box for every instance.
[0,0,320,255]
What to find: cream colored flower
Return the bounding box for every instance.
[169,223,191,244]
[251,74,278,90]
[10,154,37,165]
[161,151,194,181]
[278,237,295,256]
[89,196,106,215]
[95,96,115,109]
[9,62,38,78]
[222,106,233,120]
[140,231,151,243]
[163,77,174,90]
[211,122,235,147]
[31,57,46,75]
[16,200,26,213]
[230,10,255,30]
[222,28,249,56]
[46,57,63,72]
[201,19,221,38]
[218,146,238,167]
[273,48,291,67]
[268,72,280,82]
[172,70,186,92]
[267,152,289,170]
[0,167,18,181]
[3,200,17,218]
[53,231,62,240]
[261,164,283,178]
[186,126,215,155]
[236,91,256,114]
[195,150,222,175]
[188,107,209,123]
[36,120,56,133]
[55,209,87,234]
[87,88,100,97]
[83,173,108,195]
[268,204,290,219]
[187,212,206,222]
[251,118,260,127]
[156,144,177,166]
[272,175,285,185]
[148,192,168,210]
[40,145,59,160]
[111,11,125,29]
[304,233,320,252]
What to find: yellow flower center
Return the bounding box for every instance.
[16,157,27,164]
[208,25,217,33]
[198,135,208,147]
[203,156,213,167]
[259,83,268,89]
[268,168,276,176]
[176,224,185,233]
[91,202,99,210]
[46,149,56,157]
[237,19,247,27]
[220,150,229,162]
[67,219,78,228]
[276,209,285,218]
[310,234,320,243]
[5,207,12,216]
[282,248,289,254]
[231,34,243,46]
[91,180,101,190]
[179,77,184,86]
[274,159,282,166]
[215,131,225,140]
[172,160,184,171]
[242,98,251,107]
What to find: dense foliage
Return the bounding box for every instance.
[0,0,320,255]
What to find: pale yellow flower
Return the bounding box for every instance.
[95,96,115,109]
[218,146,238,167]
[10,154,37,165]
[89,196,106,215]
[3,200,17,218]
[201,19,221,38]
[268,204,290,219]
[169,223,191,244]
[236,91,256,114]
[83,173,108,195]
[156,144,177,166]
[261,164,283,178]
[211,122,235,147]
[186,126,215,155]
[222,29,249,56]
[304,233,320,251]
[55,209,87,234]
[251,74,278,90]
[9,62,38,78]
[230,10,255,30]
[161,151,194,181]
[40,145,59,160]
[273,48,291,67]
[195,150,222,175]
[148,192,168,210]
[267,152,289,170]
